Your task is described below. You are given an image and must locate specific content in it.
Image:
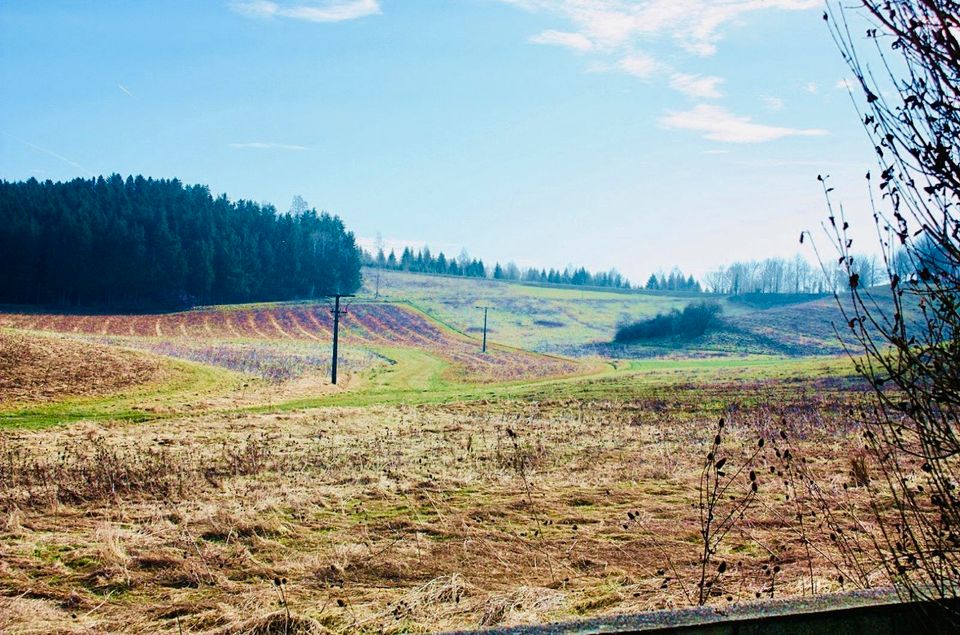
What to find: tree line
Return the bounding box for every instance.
[0,175,362,308]
[362,246,488,279]
[362,247,631,289]
[494,262,630,288]
[701,247,954,296]
[644,268,702,292]
[700,254,888,295]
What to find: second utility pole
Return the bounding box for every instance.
[476,305,489,353]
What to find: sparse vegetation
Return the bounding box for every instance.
[0,276,879,632]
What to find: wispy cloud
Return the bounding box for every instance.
[229,0,380,23]
[835,78,854,91]
[805,81,819,94]
[117,83,135,98]
[660,104,828,143]
[506,0,819,135]
[761,95,785,111]
[618,53,658,78]
[670,73,723,98]
[229,142,311,150]
[529,29,594,52]
[505,0,820,57]
[3,132,95,174]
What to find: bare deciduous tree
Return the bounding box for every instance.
[820,0,960,611]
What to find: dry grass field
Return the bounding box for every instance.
[0,369,888,634]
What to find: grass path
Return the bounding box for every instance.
[244,346,612,410]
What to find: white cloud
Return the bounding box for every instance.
[761,95,785,110]
[117,83,135,98]
[805,81,819,94]
[618,53,658,78]
[659,104,828,143]
[500,0,820,57]
[835,78,855,90]
[230,0,276,18]
[229,0,380,23]
[500,0,820,111]
[670,73,723,98]
[530,29,594,52]
[229,142,311,150]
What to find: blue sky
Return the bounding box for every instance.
[0,0,878,281]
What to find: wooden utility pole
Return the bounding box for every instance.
[476,305,490,353]
[329,293,355,384]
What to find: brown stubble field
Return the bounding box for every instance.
[0,331,167,405]
[0,377,888,634]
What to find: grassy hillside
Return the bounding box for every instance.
[363,268,698,353]
[360,268,870,357]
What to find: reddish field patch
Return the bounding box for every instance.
[0,303,579,382]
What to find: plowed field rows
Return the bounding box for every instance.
[0,303,578,382]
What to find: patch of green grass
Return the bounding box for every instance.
[0,359,241,430]
[265,348,857,410]
[621,354,855,380]
[0,342,859,430]
[33,543,73,564]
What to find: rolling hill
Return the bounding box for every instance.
[361,267,890,357]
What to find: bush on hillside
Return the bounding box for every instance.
[614,302,722,343]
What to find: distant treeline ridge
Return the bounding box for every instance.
[362,246,887,295]
[702,254,883,295]
[362,247,632,289]
[644,269,702,292]
[0,176,362,308]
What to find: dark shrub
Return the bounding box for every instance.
[614,301,722,343]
